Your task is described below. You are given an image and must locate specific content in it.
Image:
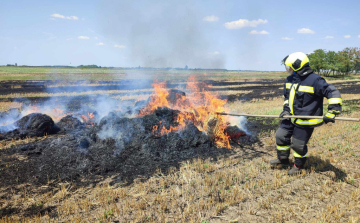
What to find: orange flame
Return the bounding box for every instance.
[88,112,95,119]
[139,76,230,148]
[81,112,95,126]
[23,105,67,122]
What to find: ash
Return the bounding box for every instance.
[0,107,243,185]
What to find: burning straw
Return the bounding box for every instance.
[138,76,231,148]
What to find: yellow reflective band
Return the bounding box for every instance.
[289,84,297,115]
[298,86,314,93]
[295,118,323,125]
[283,100,289,105]
[294,151,307,158]
[326,113,335,118]
[277,145,291,151]
[328,98,343,105]
[286,83,292,89]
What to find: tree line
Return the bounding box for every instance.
[307,47,360,77]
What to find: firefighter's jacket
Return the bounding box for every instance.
[283,72,342,128]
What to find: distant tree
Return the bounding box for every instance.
[308,49,331,76]
[308,47,360,77]
[78,64,99,68]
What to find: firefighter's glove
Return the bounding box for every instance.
[323,111,336,124]
[279,110,291,120]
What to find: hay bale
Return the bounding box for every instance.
[224,125,246,141]
[57,115,84,132]
[16,113,58,137]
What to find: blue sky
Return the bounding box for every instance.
[1,0,359,71]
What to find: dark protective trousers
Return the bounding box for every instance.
[275,119,314,166]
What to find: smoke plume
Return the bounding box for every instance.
[98,0,225,69]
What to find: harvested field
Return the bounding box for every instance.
[1,71,360,222]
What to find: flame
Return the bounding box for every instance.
[139,76,231,148]
[22,105,67,122]
[15,104,97,128]
[88,112,95,119]
[81,115,88,122]
[81,112,95,126]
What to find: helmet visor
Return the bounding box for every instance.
[285,65,293,74]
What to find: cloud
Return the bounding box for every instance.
[344,35,351,38]
[211,51,220,55]
[358,35,360,38]
[203,15,219,22]
[94,37,98,40]
[224,19,268,29]
[297,28,315,34]
[249,30,269,35]
[50,13,79,20]
[325,36,334,39]
[96,42,105,46]
[14,46,17,50]
[282,37,294,40]
[82,18,85,21]
[114,44,126,49]
[49,18,56,21]
[78,36,90,40]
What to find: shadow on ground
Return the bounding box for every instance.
[306,155,347,182]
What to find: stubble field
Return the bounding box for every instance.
[1,67,360,222]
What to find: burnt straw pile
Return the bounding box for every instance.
[0,90,247,185]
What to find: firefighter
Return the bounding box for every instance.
[270,52,342,175]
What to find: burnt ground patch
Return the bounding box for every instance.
[2,78,357,221]
[0,107,261,189]
[0,104,269,219]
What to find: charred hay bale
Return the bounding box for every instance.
[224,125,246,141]
[15,113,58,137]
[97,114,146,146]
[154,107,180,129]
[98,111,122,127]
[57,115,84,132]
[141,123,211,162]
[167,89,186,105]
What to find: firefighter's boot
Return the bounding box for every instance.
[288,164,302,175]
[270,158,289,168]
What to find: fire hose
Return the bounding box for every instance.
[217,112,360,122]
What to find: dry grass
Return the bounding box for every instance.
[1,79,360,222]
[0,102,22,112]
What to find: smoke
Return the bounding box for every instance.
[0,79,152,132]
[0,108,21,132]
[227,116,249,134]
[98,0,225,69]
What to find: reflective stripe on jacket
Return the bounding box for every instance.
[283,72,342,128]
